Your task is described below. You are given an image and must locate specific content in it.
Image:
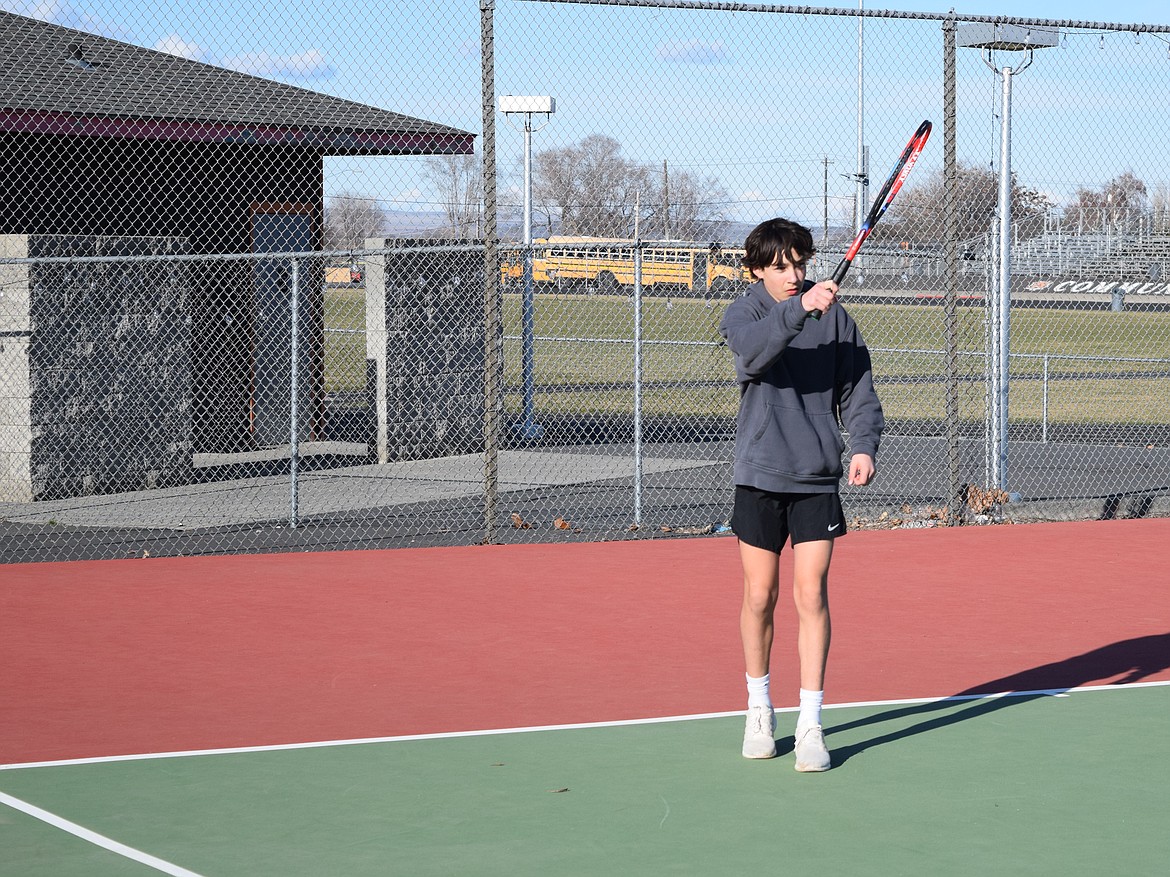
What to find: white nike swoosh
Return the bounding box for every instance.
[828,523,840,531]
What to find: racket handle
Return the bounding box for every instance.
[808,259,852,321]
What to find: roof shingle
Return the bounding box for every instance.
[0,11,474,154]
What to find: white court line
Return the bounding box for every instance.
[0,790,207,877]
[3,679,1167,773]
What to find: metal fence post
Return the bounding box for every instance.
[633,242,644,526]
[942,14,963,520]
[481,0,501,544]
[289,256,300,530]
[987,224,1000,490]
[996,66,1014,492]
[1042,354,1050,444]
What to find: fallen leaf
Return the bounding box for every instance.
[510,513,533,530]
[670,524,714,535]
[554,517,571,530]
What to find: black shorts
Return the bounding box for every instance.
[731,485,846,553]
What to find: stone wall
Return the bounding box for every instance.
[0,234,191,502]
[365,242,485,463]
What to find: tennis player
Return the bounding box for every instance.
[718,217,884,771]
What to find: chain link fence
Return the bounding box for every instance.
[3,1,1170,562]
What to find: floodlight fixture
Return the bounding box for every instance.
[955,23,1060,51]
[499,95,556,115]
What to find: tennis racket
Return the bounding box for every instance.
[810,118,932,319]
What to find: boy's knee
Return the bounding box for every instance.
[743,581,779,616]
[792,579,828,614]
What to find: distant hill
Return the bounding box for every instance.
[380,209,447,237]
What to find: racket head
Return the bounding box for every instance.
[844,119,932,262]
[869,119,932,225]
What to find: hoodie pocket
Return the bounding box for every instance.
[747,402,844,477]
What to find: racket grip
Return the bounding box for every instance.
[808,259,852,321]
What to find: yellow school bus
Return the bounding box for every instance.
[501,236,752,295]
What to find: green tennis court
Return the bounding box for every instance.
[4,686,1167,876]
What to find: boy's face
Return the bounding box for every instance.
[752,248,808,302]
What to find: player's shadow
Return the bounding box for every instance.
[819,631,1170,767]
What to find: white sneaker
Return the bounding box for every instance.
[742,706,777,759]
[793,724,831,772]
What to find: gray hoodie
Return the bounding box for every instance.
[719,280,884,493]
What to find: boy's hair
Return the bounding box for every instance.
[742,218,816,273]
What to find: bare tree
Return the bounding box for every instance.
[1151,184,1170,233]
[877,161,1052,246]
[530,135,728,241]
[644,166,730,242]
[324,192,387,250]
[530,135,643,237]
[1063,171,1148,234]
[424,151,483,239]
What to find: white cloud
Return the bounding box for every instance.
[222,49,335,81]
[6,0,64,22]
[656,40,728,65]
[154,34,206,61]
[5,0,338,83]
[4,0,132,39]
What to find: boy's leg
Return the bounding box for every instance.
[740,540,782,679]
[791,538,833,692]
[739,540,781,758]
[791,538,833,772]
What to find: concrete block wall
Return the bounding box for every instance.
[365,241,485,464]
[0,234,192,502]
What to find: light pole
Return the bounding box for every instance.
[957,23,1057,494]
[499,95,555,441]
[855,1,868,241]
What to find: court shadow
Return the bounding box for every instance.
[826,631,1170,767]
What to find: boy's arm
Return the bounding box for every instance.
[719,293,809,381]
[836,319,885,461]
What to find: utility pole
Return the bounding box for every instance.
[662,159,671,239]
[823,156,832,247]
[855,0,868,234]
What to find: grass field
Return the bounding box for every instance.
[324,288,1170,426]
[323,287,367,395]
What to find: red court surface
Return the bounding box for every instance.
[3,518,1169,766]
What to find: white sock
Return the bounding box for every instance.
[797,688,824,728]
[746,673,771,710]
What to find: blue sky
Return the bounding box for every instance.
[868,1,1166,24]
[7,0,1170,229]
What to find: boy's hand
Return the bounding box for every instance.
[801,280,838,315]
[848,453,875,486]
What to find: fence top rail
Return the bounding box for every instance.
[520,0,1170,32]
